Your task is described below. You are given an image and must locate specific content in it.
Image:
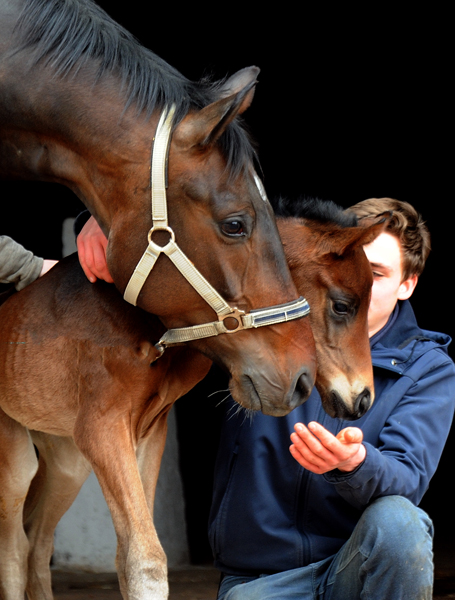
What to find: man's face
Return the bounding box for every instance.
[363,232,418,337]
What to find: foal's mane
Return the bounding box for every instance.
[274,196,358,228]
[13,0,254,174]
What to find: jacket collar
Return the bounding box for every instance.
[370,300,452,374]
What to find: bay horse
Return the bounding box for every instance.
[0,0,317,419]
[0,198,385,599]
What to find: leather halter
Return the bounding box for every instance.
[123,106,310,356]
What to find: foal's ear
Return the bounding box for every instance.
[353,211,392,248]
[174,66,259,150]
[322,213,391,257]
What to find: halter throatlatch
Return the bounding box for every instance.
[123,106,310,356]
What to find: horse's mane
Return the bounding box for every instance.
[273,196,358,228]
[13,0,254,175]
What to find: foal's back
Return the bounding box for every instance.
[0,254,210,437]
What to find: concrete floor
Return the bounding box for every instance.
[50,541,455,600]
[52,566,220,599]
[433,539,455,600]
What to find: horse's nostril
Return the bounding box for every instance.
[328,388,372,421]
[293,370,313,406]
[355,389,371,417]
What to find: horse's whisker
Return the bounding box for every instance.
[208,388,230,399]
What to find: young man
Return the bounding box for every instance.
[0,235,57,290]
[208,198,455,600]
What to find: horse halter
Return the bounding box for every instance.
[123,106,310,356]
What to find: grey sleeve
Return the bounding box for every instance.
[0,235,44,290]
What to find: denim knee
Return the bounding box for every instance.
[322,496,434,600]
[355,495,434,568]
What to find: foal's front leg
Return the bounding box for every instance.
[74,414,169,600]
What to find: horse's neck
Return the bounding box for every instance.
[0,67,153,227]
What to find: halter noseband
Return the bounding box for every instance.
[123,106,310,356]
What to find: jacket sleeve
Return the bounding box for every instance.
[324,350,455,509]
[0,235,43,290]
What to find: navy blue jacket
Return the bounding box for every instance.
[208,300,455,576]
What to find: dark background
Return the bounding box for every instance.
[2,4,452,564]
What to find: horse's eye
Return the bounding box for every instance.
[332,301,349,316]
[221,220,245,236]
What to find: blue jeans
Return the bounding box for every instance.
[217,496,434,600]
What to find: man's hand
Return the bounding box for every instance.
[289,422,366,474]
[77,216,113,283]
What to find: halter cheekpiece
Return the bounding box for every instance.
[123,106,310,357]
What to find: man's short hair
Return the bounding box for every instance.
[347,198,431,281]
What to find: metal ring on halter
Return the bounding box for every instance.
[147,225,175,253]
[218,307,246,333]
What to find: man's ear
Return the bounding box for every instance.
[398,274,418,300]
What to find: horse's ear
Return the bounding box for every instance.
[217,66,260,109]
[351,212,392,249]
[174,66,259,150]
[320,213,391,258]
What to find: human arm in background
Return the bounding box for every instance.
[0,235,56,290]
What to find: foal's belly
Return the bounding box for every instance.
[0,334,82,436]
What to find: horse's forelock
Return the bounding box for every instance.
[13,0,254,174]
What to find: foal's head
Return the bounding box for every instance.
[276,197,387,420]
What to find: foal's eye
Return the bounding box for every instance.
[221,220,245,237]
[332,301,350,316]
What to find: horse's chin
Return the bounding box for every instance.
[229,369,314,417]
[229,375,263,413]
